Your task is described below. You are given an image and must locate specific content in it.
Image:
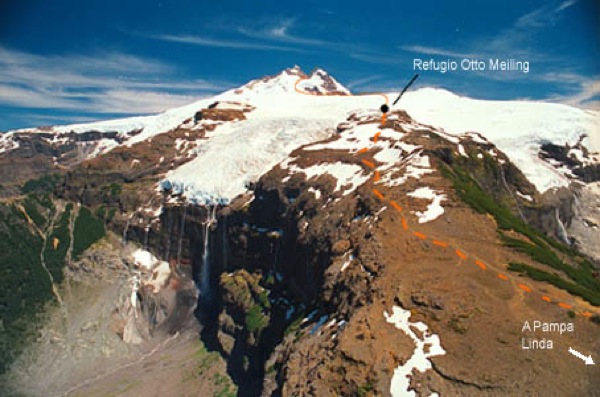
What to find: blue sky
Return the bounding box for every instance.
[0,0,597,131]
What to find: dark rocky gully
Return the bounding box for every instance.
[120,183,337,396]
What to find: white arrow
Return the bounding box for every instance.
[568,347,595,365]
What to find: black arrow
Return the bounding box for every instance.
[392,74,419,106]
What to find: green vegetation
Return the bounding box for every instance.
[284,308,309,337]
[220,270,272,337]
[257,290,270,309]
[22,194,48,229]
[245,304,270,335]
[95,205,117,223]
[72,206,105,260]
[184,341,220,379]
[0,179,105,373]
[109,183,122,197]
[357,379,375,397]
[95,206,106,220]
[21,173,60,194]
[501,234,598,292]
[447,315,468,334]
[500,234,564,269]
[0,203,53,373]
[43,204,73,284]
[440,161,600,307]
[183,341,237,396]
[441,162,557,248]
[214,373,237,397]
[507,263,600,306]
[100,182,122,199]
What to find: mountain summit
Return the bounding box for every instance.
[234,66,350,96]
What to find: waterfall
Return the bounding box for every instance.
[200,205,217,302]
[122,213,134,245]
[176,204,188,265]
[221,214,228,271]
[498,163,526,222]
[555,208,570,245]
[165,210,173,261]
[143,225,150,250]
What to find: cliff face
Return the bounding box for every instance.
[120,109,596,396]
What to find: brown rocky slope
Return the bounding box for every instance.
[206,110,600,396]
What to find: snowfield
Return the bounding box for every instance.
[162,118,335,204]
[399,88,600,192]
[2,68,598,202]
[163,69,389,204]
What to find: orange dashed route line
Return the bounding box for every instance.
[362,159,375,169]
[372,189,384,200]
[518,284,532,293]
[413,231,427,240]
[475,260,487,270]
[455,249,467,260]
[291,76,596,318]
[389,200,402,212]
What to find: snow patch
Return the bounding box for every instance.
[308,186,322,199]
[290,162,369,195]
[130,248,171,293]
[132,248,157,270]
[385,305,446,397]
[407,187,447,223]
[379,153,434,187]
[149,261,171,293]
[516,191,533,202]
[340,254,353,272]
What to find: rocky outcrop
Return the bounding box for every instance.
[0,129,141,189]
[540,140,600,183]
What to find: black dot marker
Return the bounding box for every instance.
[380,104,389,113]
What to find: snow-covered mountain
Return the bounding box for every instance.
[1,66,598,202]
[3,67,600,397]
